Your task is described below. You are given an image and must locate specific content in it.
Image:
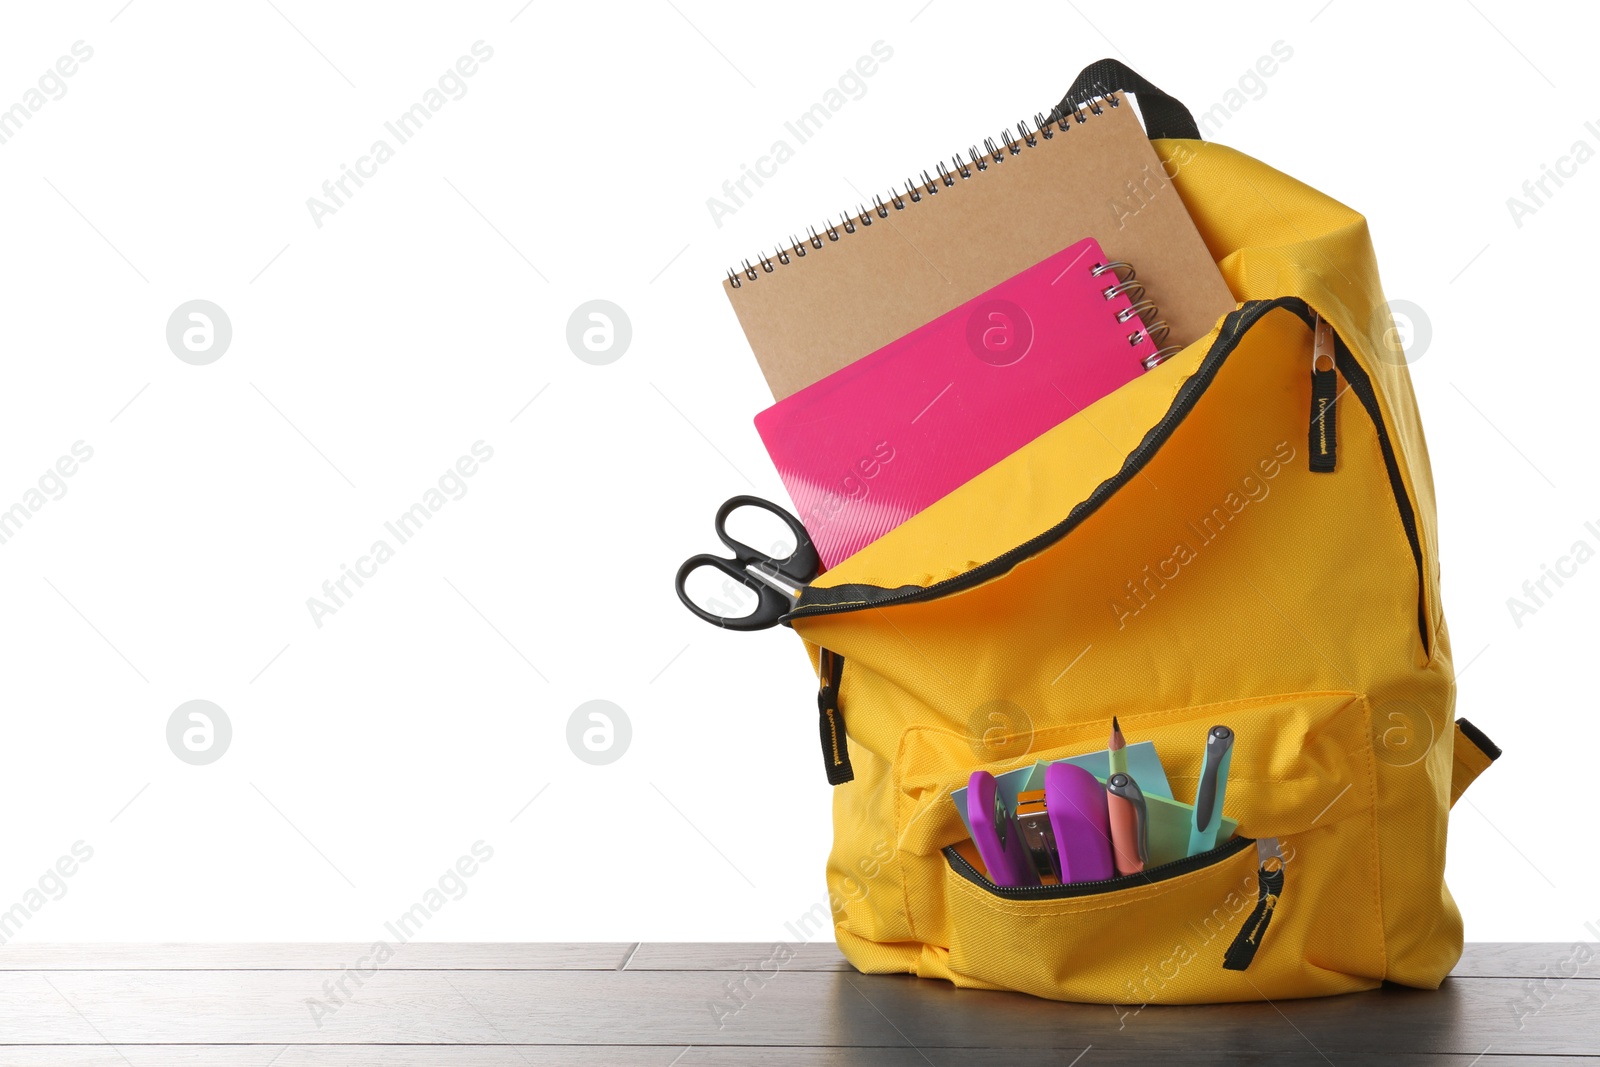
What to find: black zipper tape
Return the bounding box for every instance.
[817,649,854,785]
[943,833,1253,900]
[1222,861,1284,971]
[1333,339,1430,656]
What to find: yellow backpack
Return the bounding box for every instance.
[714,61,1500,1004]
[675,60,1497,1004]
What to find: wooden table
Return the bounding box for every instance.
[0,943,1590,1064]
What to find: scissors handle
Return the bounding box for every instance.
[674,554,795,631]
[674,496,820,632]
[713,495,820,582]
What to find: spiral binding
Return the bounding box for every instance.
[725,87,1180,369]
[1089,261,1182,368]
[726,88,1122,289]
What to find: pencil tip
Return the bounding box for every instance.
[1112,715,1120,732]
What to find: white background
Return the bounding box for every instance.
[0,0,1593,944]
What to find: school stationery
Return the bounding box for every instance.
[754,237,1167,568]
[1044,762,1115,883]
[1049,740,1171,799]
[1013,789,1058,881]
[1139,787,1238,868]
[968,770,1040,888]
[1108,716,1129,778]
[951,754,1238,871]
[723,91,1235,401]
[949,738,1173,842]
[950,763,1034,841]
[674,496,818,631]
[1106,772,1149,875]
[1188,725,1236,856]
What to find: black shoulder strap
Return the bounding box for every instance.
[1057,59,1201,141]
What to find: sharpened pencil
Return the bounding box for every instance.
[1108,715,1128,777]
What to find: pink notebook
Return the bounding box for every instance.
[754,238,1163,568]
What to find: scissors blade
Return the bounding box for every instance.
[745,562,804,604]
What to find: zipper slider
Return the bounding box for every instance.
[1309,314,1338,473]
[1223,837,1284,970]
[817,649,854,786]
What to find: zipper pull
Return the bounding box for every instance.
[817,649,854,786]
[1309,314,1338,473]
[1223,837,1284,970]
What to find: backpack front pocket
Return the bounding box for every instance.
[894,690,1388,1003]
[942,833,1320,1005]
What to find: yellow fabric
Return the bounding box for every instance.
[790,138,1488,1002]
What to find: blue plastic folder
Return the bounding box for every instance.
[1132,791,1238,867]
[951,740,1237,869]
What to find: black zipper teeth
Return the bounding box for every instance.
[1333,344,1431,656]
[944,834,1254,900]
[785,297,1316,622]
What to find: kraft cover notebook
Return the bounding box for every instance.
[723,93,1235,401]
[755,237,1160,568]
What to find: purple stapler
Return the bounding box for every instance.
[1045,762,1116,883]
[967,770,1040,888]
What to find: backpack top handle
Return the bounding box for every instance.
[1058,59,1202,141]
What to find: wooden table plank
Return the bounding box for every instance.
[1453,942,1600,979]
[0,943,1596,1063]
[3,1049,1587,1062]
[625,942,851,971]
[0,943,631,970]
[0,941,1574,977]
[1,968,1597,1055]
[0,1048,1591,1067]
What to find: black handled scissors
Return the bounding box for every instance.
[674,496,821,631]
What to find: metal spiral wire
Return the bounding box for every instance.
[726,91,1122,288]
[1090,259,1181,369]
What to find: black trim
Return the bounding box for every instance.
[1456,717,1502,762]
[817,649,854,785]
[1309,360,1338,473]
[1334,341,1431,656]
[1060,60,1202,141]
[943,833,1253,901]
[800,582,926,609]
